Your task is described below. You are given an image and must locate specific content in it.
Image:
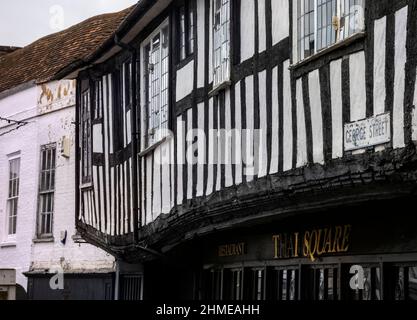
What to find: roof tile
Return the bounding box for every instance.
[0,6,134,94]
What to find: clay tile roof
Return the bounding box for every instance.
[0,5,134,94]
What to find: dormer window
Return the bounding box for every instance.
[295,0,365,62]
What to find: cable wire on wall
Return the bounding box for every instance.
[0,116,30,136]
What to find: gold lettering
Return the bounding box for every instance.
[333,226,343,253]
[308,230,318,262]
[273,225,352,260]
[316,229,325,255]
[287,233,294,258]
[294,232,299,258]
[323,228,333,254]
[341,225,352,252]
[303,231,310,257]
[239,243,245,255]
[273,235,280,259]
[219,243,246,257]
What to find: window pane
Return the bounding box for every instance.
[144,23,170,147]
[7,159,20,235]
[395,267,405,300]
[282,270,287,300]
[409,267,417,300]
[179,6,186,60]
[189,2,195,54]
[38,145,56,236]
[289,270,297,300]
[213,0,230,86]
[81,89,92,182]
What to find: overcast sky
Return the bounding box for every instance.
[0,0,138,47]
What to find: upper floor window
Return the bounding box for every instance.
[296,0,365,62]
[6,157,20,236]
[81,89,92,184]
[213,0,231,87]
[142,20,170,148]
[37,144,56,238]
[93,79,103,121]
[178,0,196,61]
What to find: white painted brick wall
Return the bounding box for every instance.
[0,81,114,293]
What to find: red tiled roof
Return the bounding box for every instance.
[0,6,134,94]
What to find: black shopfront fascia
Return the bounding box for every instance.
[195,198,417,301]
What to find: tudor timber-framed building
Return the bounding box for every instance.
[58,0,417,300]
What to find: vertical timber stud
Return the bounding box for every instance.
[114,35,139,243]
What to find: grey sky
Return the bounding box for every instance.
[0,0,138,47]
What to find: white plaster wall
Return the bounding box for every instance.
[240,0,255,62]
[176,61,194,101]
[296,78,307,168]
[393,6,408,149]
[258,0,267,52]
[330,59,343,159]
[282,60,293,171]
[0,86,38,291]
[373,17,387,116]
[197,0,206,88]
[272,0,289,46]
[309,70,324,165]
[413,67,417,141]
[349,51,367,122]
[0,81,114,294]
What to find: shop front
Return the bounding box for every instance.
[196,197,417,301]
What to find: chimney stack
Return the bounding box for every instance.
[0,46,21,57]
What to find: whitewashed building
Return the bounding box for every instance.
[0,8,133,300]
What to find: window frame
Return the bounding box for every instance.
[80,88,93,186]
[5,156,21,238]
[36,143,57,239]
[93,78,103,121]
[294,0,365,63]
[177,0,196,62]
[140,18,171,150]
[212,0,232,89]
[250,267,266,301]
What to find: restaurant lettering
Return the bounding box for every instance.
[218,242,246,257]
[273,225,352,262]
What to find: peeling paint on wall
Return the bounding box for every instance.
[37,80,76,114]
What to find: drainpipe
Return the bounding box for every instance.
[114,34,141,243]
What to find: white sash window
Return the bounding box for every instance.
[37,144,56,238]
[6,158,20,236]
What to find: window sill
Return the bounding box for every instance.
[289,32,366,71]
[33,237,54,244]
[209,80,232,97]
[0,241,17,248]
[139,136,170,158]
